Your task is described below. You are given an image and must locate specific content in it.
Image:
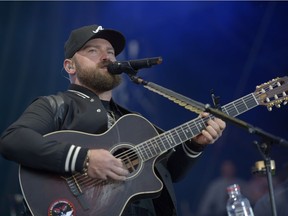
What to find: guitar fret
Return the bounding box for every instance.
[158,137,168,152]
[222,93,258,117]
[233,99,245,113]
[190,123,200,136]
[150,140,158,155]
[172,130,182,145]
[167,131,177,148]
[243,95,253,108]
[137,144,149,161]
[232,102,240,115]
[136,148,144,161]
[222,106,229,115]
[143,135,171,161]
[141,146,149,160]
[183,123,192,139]
[225,104,238,116]
[163,131,177,149]
[251,93,259,106]
[167,133,175,147]
[195,121,201,132]
[146,142,153,158]
[188,122,198,137]
[152,139,162,155]
[181,124,190,140]
[177,126,188,141]
[238,98,248,113]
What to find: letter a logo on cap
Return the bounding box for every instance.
[92,26,104,34]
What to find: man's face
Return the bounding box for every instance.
[72,38,121,92]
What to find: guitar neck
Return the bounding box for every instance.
[136,93,259,161]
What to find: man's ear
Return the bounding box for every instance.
[63,59,76,75]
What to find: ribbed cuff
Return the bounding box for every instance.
[182,143,202,158]
[186,140,207,152]
[63,144,89,173]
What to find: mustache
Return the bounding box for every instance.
[98,60,113,68]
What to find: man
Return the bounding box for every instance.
[0,24,226,216]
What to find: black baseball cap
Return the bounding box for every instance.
[64,24,126,59]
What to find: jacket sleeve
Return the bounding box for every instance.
[0,96,87,174]
[166,141,204,183]
[152,124,205,183]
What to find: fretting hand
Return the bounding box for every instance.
[192,112,226,145]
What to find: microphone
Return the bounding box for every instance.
[107,57,162,75]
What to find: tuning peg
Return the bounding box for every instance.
[273,95,281,108]
[275,103,281,108]
[282,92,287,105]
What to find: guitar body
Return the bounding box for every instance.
[19,114,163,216]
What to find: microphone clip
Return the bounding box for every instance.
[210,89,221,110]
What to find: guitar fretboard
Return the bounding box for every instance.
[136,93,259,161]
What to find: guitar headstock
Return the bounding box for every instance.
[255,76,288,111]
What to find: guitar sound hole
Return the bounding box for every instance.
[113,147,140,174]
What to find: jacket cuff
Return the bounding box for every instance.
[185,140,207,152]
[182,140,207,158]
[182,143,201,158]
[63,144,89,173]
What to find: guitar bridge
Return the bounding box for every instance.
[64,175,90,210]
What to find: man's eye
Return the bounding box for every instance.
[88,48,98,53]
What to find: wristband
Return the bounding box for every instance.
[82,150,90,175]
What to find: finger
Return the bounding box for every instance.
[112,166,129,176]
[207,119,221,133]
[200,112,209,118]
[93,171,108,180]
[201,130,214,143]
[215,118,226,130]
[204,125,220,139]
[107,170,127,181]
[116,158,126,167]
[208,117,226,133]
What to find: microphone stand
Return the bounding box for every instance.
[203,105,284,216]
[127,73,288,216]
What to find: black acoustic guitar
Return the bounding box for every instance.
[19,77,288,216]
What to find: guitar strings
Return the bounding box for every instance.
[113,81,282,169]
[67,80,284,191]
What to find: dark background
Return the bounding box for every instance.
[0,1,288,215]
